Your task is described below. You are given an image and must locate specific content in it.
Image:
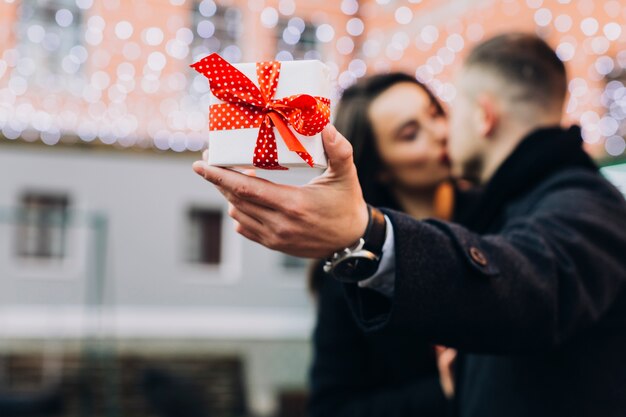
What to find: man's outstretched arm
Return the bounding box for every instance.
[192,126,626,355]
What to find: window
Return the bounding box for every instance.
[275,18,320,61]
[282,254,308,270]
[187,208,222,264]
[189,1,242,97]
[16,193,70,259]
[190,1,242,63]
[16,0,84,80]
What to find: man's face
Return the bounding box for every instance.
[447,68,484,181]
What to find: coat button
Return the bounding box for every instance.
[469,246,488,266]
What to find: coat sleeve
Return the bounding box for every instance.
[343,173,626,354]
[308,266,449,417]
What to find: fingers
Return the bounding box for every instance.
[436,346,457,365]
[436,347,457,399]
[229,203,265,240]
[192,161,293,210]
[223,193,275,225]
[232,219,262,244]
[228,202,262,225]
[440,349,457,366]
[322,124,354,178]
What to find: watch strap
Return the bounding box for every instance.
[362,205,386,257]
[322,205,387,282]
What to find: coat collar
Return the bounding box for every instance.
[462,125,598,233]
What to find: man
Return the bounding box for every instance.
[192,33,626,416]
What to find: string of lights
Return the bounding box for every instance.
[0,0,624,157]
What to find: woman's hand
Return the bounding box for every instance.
[435,345,457,400]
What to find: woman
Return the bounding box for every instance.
[308,73,457,417]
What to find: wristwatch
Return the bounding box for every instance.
[323,205,387,283]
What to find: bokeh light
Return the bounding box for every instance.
[0,0,623,159]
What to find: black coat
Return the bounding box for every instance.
[308,262,449,417]
[343,126,626,417]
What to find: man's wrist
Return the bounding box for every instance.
[324,205,387,283]
[326,201,369,257]
[348,202,370,249]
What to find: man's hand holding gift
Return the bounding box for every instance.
[192,124,369,258]
[190,54,369,258]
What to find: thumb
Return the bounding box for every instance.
[322,124,355,178]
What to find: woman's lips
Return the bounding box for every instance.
[440,152,451,166]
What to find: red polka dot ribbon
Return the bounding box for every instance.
[191,53,331,170]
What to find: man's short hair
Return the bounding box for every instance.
[465,33,567,109]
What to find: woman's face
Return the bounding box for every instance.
[368,82,450,191]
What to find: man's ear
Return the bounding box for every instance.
[475,94,499,138]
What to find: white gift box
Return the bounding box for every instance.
[207,59,330,169]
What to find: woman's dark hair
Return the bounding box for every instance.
[334,72,445,210]
[308,73,444,296]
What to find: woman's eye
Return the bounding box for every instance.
[396,121,420,141]
[399,129,418,141]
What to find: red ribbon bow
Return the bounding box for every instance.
[191,53,331,170]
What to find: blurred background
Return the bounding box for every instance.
[0,0,625,416]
